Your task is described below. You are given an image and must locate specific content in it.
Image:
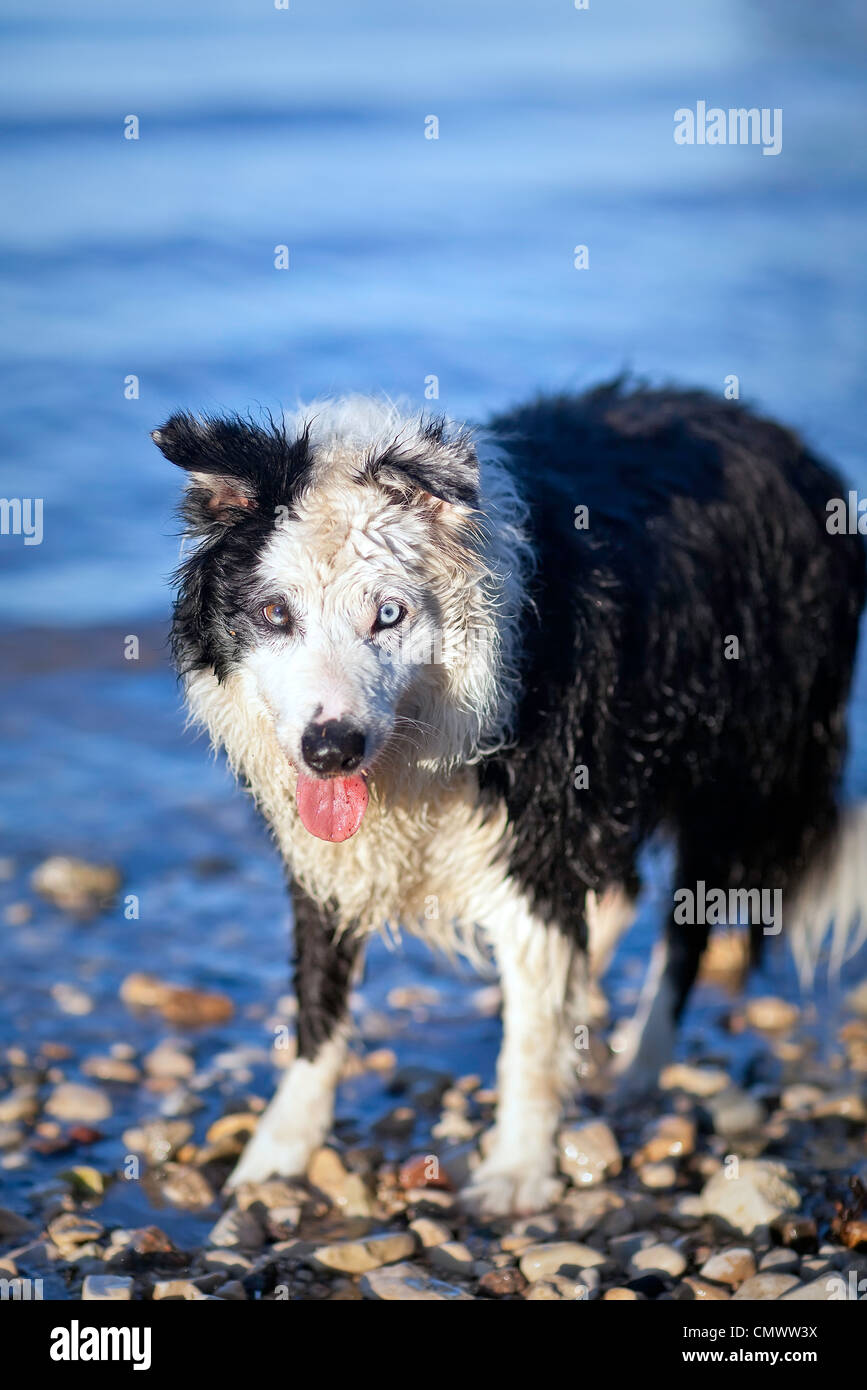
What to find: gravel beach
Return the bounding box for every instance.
[2,851,866,1303]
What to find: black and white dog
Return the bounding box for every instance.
[154,384,867,1216]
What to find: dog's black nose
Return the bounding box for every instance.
[300,719,367,776]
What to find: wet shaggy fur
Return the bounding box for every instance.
[479,387,866,1006]
[155,383,867,1215]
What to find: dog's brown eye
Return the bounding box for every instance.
[262,601,292,629]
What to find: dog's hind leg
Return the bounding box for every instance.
[226,886,361,1190]
[463,888,582,1218]
[611,842,716,1093]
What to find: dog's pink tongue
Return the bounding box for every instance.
[295,774,369,842]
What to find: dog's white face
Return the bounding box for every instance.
[243,476,459,840]
[155,402,519,844]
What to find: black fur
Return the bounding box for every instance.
[291,887,359,1060]
[154,412,313,680]
[481,383,866,1012]
[161,385,866,1052]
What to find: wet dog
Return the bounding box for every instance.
[155,384,867,1215]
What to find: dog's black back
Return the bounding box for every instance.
[482,384,866,1009]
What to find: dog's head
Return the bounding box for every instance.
[156,400,515,842]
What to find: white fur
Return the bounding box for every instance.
[786,803,867,985]
[464,889,576,1217]
[226,1032,348,1189]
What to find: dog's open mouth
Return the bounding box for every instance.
[295,773,369,843]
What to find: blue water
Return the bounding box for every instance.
[0,1,865,1211]
[1,0,865,623]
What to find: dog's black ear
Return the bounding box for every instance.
[152,413,260,521]
[371,419,480,509]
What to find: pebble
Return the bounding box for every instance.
[122,1119,193,1165]
[360,1261,474,1301]
[699,1248,756,1286]
[206,1207,264,1251]
[308,1146,374,1217]
[678,1277,730,1300]
[47,1214,104,1256]
[398,1153,455,1191]
[660,1063,731,1096]
[812,1091,867,1123]
[32,856,121,914]
[524,1280,562,1300]
[557,1120,622,1186]
[760,1247,800,1272]
[409,1217,452,1248]
[82,1055,140,1083]
[706,1087,765,1138]
[120,973,234,1026]
[45,1083,111,1123]
[838,1220,867,1250]
[0,1123,24,1151]
[4,901,32,925]
[198,1249,254,1276]
[0,1086,39,1123]
[557,1186,626,1236]
[519,1241,606,1282]
[144,1040,195,1080]
[479,1267,527,1297]
[636,1114,696,1164]
[604,1286,641,1300]
[310,1232,416,1274]
[780,1276,838,1301]
[780,1083,826,1112]
[152,1279,212,1300]
[637,1161,678,1190]
[731,1272,801,1299]
[428,1241,475,1276]
[50,984,94,1016]
[745,996,799,1032]
[158,1164,216,1210]
[770,1215,817,1253]
[630,1243,687,1279]
[700,1159,800,1234]
[81,1275,133,1301]
[206,1112,258,1147]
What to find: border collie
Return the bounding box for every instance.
[154,384,867,1216]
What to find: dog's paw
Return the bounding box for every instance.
[223,1128,310,1191]
[461,1159,564,1219]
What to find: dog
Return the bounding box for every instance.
[153,383,867,1216]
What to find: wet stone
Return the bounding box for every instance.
[557,1121,622,1186]
[360,1261,475,1301]
[478,1267,527,1297]
[700,1160,800,1235]
[731,1272,801,1300]
[699,1248,756,1287]
[310,1232,416,1274]
[81,1274,133,1301]
[519,1241,607,1282]
[630,1244,687,1279]
[45,1084,111,1124]
[770,1215,818,1254]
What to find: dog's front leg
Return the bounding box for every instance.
[463,893,579,1218]
[226,886,360,1190]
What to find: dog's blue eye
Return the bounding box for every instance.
[375,600,404,631]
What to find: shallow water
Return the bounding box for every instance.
[1,0,866,1235]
